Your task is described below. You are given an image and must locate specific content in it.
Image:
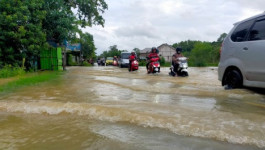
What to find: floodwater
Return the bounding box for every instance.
[0,66,265,150]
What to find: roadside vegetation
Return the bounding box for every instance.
[0,65,25,78]
[0,71,63,93]
[0,0,108,76]
[172,36,226,67]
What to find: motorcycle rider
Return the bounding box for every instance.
[129,52,137,71]
[146,47,159,73]
[97,58,101,66]
[172,47,184,72]
[113,56,118,61]
[113,56,118,66]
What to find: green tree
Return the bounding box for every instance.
[172,40,199,52]
[172,38,223,66]
[211,41,222,64]
[43,0,77,45]
[189,42,213,66]
[0,0,46,69]
[133,48,140,58]
[100,45,125,58]
[80,32,96,60]
[43,0,108,45]
[217,33,227,42]
[0,0,108,69]
[67,0,108,27]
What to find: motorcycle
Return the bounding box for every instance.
[129,59,139,71]
[148,57,160,73]
[169,57,188,77]
[113,60,118,66]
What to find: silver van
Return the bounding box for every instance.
[218,12,265,89]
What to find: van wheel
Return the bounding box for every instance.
[224,70,242,89]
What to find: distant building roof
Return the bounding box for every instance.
[157,43,175,50]
[140,48,151,54]
[140,44,175,55]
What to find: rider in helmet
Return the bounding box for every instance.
[146,47,159,73]
[113,56,118,65]
[113,56,118,62]
[172,47,184,72]
[129,51,137,71]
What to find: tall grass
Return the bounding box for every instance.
[161,62,171,67]
[82,61,93,66]
[0,65,25,78]
[0,71,63,93]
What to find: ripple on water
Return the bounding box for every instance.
[0,100,264,148]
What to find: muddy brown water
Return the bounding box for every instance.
[0,66,264,150]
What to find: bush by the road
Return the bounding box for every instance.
[139,60,147,66]
[82,61,93,66]
[0,65,25,78]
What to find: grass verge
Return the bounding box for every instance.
[0,71,63,94]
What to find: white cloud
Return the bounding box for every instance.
[82,0,265,55]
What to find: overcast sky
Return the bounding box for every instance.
[82,0,264,55]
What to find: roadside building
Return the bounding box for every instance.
[65,43,82,65]
[157,43,175,62]
[139,48,151,60]
[139,43,175,62]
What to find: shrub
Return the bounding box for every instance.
[161,62,171,67]
[82,61,93,66]
[0,65,25,78]
[160,56,166,66]
[139,60,147,66]
[68,54,78,66]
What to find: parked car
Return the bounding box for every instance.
[218,12,265,89]
[119,52,131,68]
[106,57,113,66]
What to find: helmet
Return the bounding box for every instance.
[176,47,182,53]
[151,47,157,53]
[131,52,135,55]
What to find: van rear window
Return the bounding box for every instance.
[121,53,130,59]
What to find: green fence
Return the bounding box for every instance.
[40,47,63,71]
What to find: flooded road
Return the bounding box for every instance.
[0,66,265,150]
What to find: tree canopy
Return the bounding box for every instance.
[99,45,126,58]
[80,33,96,60]
[0,0,108,69]
[133,48,140,57]
[217,33,227,42]
[171,33,226,66]
[0,0,46,68]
